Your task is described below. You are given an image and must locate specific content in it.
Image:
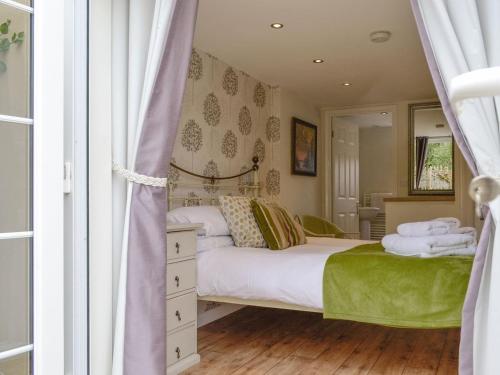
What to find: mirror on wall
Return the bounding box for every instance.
[408,102,454,196]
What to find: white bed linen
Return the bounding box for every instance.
[197,237,375,309]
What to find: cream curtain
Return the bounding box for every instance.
[412,0,500,374]
[111,0,198,373]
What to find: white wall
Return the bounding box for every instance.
[322,99,477,230]
[359,127,394,201]
[392,100,476,228]
[278,88,322,216]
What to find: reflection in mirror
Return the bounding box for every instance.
[409,103,454,195]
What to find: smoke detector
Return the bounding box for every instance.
[369,30,392,43]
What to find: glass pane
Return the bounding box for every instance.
[0,122,31,232]
[0,5,31,117]
[0,239,31,352]
[0,352,31,375]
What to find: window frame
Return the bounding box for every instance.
[32,0,66,373]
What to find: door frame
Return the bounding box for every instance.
[32,0,66,373]
[321,105,398,221]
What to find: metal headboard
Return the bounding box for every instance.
[167,156,261,209]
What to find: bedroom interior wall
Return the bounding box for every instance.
[177,49,322,326]
[278,88,321,216]
[171,48,322,216]
[392,100,476,229]
[359,127,394,201]
[171,48,282,205]
[322,99,477,232]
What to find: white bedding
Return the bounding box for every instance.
[197,237,375,309]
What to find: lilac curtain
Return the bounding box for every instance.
[415,136,428,188]
[123,1,198,374]
[410,1,491,374]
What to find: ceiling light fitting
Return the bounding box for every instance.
[270,23,284,29]
[380,111,389,115]
[342,82,352,87]
[369,30,392,43]
[313,59,324,63]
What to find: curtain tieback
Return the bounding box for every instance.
[112,162,167,188]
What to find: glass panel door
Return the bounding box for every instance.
[0,0,33,373]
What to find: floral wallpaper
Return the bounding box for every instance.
[173,48,281,199]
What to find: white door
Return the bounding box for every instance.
[0,1,65,373]
[331,116,359,235]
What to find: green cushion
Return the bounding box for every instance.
[251,200,306,250]
[302,215,346,238]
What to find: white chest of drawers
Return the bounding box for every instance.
[166,224,202,374]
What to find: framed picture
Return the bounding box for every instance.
[291,117,317,176]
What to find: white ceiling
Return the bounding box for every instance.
[194,0,437,108]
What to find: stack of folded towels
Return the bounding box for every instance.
[381,217,477,257]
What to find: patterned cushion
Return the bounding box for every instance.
[251,200,306,250]
[219,196,267,248]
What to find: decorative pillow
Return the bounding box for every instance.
[251,200,306,250]
[218,196,267,248]
[166,205,230,236]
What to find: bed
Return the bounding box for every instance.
[197,237,374,312]
[168,158,473,329]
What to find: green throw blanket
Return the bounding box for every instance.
[323,243,473,328]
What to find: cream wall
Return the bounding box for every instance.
[278,89,321,216]
[322,99,477,231]
[391,100,476,229]
[359,127,394,201]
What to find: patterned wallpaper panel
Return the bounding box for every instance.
[170,48,281,201]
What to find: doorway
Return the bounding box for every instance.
[323,106,397,237]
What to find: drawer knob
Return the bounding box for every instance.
[175,346,181,359]
[174,275,180,287]
[175,242,180,254]
[175,310,181,321]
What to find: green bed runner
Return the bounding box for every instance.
[323,243,473,328]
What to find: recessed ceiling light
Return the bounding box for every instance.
[342,82,352,86]
[313,59,324,63]
[380,111,389,115]
[370,30,392,43]
[270,23,284,29]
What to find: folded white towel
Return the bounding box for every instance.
[381,233,476,257]
[385,246,476,258]
[450,226,477,238]
[433,217,461,228]
[419,246,476,258]
[397,220,454,237]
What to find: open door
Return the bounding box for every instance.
[331,116,359,235]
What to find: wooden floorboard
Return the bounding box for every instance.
[184,307,459,375]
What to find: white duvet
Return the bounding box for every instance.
[197,237,375,309]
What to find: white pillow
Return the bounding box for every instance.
[197,235,234,253]
[167,206,230,236]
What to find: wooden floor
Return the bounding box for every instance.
[184,307,459,375]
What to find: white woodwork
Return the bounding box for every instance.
[166,224,200,374]
[331,117,360,234]
[167,292,197,333]
[166,230,197,260]
[166,260,196,296]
